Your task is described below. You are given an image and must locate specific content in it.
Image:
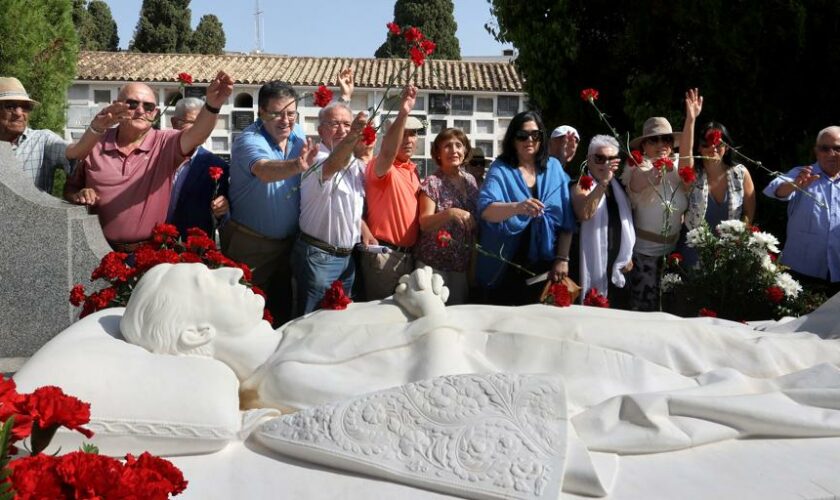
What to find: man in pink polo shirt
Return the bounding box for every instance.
[360,85,422,300]
[64,72,233,250]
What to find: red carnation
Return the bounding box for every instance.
[386,22,401,35]
[750,224,761,233]
[187,227,209,238]
[362,124,377,145]
[705,129,722,148]
[177,72,193,85]
[7,453,65,499]
[179,252,202,263]
[185,233,216,253]
[578,175,594,191]
[629,149,644,166]
[320,280,352,310]
[678,165,697,184]
[768,252,778,262]
[580,88,599,102]
[69,284,86,307]
[698,308,718,317]
[420,39,436,56]
[263,308,274,324]
[653,156,674,172]
[1,376,33,445]
[208,165,224,182]
[583,288,610,308]
[313,85,333,108]
[409,46,426,66]
[668,252,683,266]
[122,452,188,498]
[403,26,423,43]
[91,251,131,283]
[766,285,784,304]
[151,223,180,246]
[56,451,123,498]
[25,386,94,440]
[237,262,254,283]
[436,228,452,248]
[547,282,571,307]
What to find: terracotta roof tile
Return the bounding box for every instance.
[76,51,523,93]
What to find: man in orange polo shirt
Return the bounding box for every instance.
[360,85,421,300]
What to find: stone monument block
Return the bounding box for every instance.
[0,143,110,359]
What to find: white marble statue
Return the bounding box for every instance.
[122,263,840,456]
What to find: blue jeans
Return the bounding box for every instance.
[291,237,355,317]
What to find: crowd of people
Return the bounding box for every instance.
[2,70,839,324]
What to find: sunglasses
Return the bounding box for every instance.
[124,99,157,113]
[515,130,542,142]
[817,144,840,154]
[592,154,621,164]
[1,102,34,112]
[645,135,674,145]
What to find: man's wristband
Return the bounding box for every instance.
[88,124,106,135]
[204,102,221,114]
[554,256,570,262]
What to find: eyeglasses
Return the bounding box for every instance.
[817,144,840,154]
[515,130,542,142]
[323,120,352,130]
[591,154,621,164]
[1,102,34,112]
[646,135,674,145]
[264,110,298,121]
[124,99,157,113]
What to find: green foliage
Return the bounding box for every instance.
[130,0,193,53]
[376,0,461,60]
[190,14,226,54]
[0,0,79,133]
[0,417,14,500]
[73,0,119,51]
[487,0,840,237]
[80,442,100,454]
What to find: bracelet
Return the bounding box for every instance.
[88,124,106,135]
[554,256,570,262]
[337,96,350,104]
[204,102,221,114]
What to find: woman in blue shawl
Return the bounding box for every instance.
[477,111,575,305]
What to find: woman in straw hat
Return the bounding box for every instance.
[620,89,702,311]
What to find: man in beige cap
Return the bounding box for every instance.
[549,124,580,173]
[0,76,128,193]
[360,84,423,300]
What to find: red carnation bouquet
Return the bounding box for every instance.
[0,377,188,499]
[69,224,273,324]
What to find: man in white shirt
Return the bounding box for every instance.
[292,101,368,315]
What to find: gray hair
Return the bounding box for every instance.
[173,97,205,119]
[318,101,353,125]
[816,126,840,144]
[587,134,620,156]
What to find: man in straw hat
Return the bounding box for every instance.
[0,76,128,193]
[65,72,234,252]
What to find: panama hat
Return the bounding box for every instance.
[0,77,38,105]
[629,117,680,149]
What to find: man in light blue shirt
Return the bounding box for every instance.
[763,126,840,294]
[222,81,317,325]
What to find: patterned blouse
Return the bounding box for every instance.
[414,170,480,272]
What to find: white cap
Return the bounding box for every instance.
[385,116,424,130]
[550,125,580,140]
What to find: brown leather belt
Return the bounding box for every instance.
[110,240,150,252]
[380,241,412,254]
[300,232,353,257]
[634,227,680,245]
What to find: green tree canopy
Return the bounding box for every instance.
[0,0,78,133]
[376,0,461,60]
[73,0,119,51]
[130,0,192,53]
[190,14,225,54]
[488,0,840,234]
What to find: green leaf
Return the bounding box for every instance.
[80,442,100,454]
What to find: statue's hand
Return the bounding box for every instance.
[394,266,449,318]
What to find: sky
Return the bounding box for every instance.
[108,0,512,57]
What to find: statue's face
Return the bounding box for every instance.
[165,264,266,338]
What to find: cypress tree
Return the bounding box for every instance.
[130,0,192,53]
[86,0,119,51]
[376,0,461,60]
[190,14,226,54]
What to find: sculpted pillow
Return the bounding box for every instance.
[14,308,241,456]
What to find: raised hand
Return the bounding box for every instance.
[338,68,354,102]
[350,111,368,135]
[205,71,234,109]
[296,137,318,173]
[685,88,703,121]
[93,102,132,130]
[400,84,417,114]
[793,165,820,189]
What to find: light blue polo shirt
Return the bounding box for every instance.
[229,120,306,239]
